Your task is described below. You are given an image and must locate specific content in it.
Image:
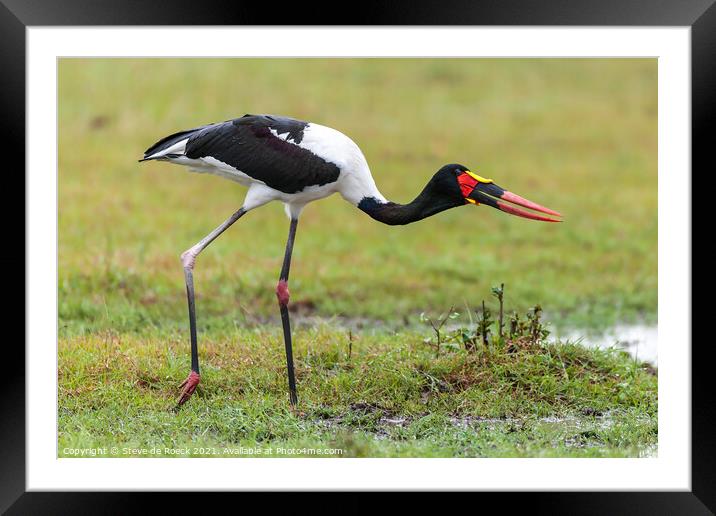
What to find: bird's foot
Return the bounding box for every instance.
[176,371,200,407]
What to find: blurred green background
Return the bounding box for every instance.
[58,58,657,335]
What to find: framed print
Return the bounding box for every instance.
[6,0,711,511]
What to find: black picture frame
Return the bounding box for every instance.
[4,0,710,512]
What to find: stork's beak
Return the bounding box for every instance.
[458,171,562,222]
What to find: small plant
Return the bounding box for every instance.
[420,307,459,357]
[422,284,552,356]
[509,311,521,340]
[456,325,479,352]
[455,300,479,351]
[347,330,353,360]
[526,304,550,343]
[476,300,493,348]
[491,283,505,339]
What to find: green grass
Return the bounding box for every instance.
[59,323,657,458]
[58,58,657,457]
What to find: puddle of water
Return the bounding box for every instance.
[380,416,408,426]
[291,314,658,366]
[449,414,615,431]
[552,324,658,366]
[639,444,658,458]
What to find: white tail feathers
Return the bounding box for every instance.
[144,138,189,160]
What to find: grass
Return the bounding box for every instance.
[58,58,658,457]
[59,320,657,458]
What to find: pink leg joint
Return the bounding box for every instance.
[276,279,290,307]
[181,249,197,270]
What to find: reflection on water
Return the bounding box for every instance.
[553,324,658,366]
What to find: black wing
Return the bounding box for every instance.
[181,114,341,194]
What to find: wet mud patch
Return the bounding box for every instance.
[311,407,656,455]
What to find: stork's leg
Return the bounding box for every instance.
[277,218,299,407]
[177,207,246,407]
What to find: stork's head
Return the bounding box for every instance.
[431,164,562,222]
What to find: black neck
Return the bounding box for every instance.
[357,186,461,226]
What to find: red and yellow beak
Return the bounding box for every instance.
[457,171,562,222]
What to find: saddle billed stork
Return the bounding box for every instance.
[140,114,561,407]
